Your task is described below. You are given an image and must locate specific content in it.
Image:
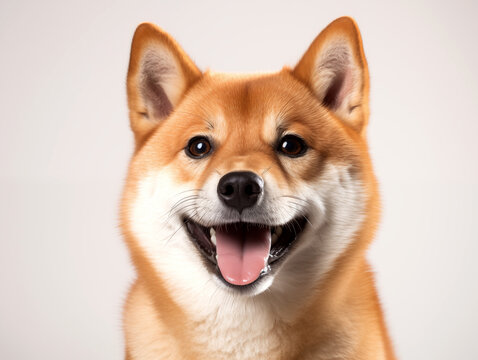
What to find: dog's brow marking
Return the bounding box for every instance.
[206,120,214,130]
[275,96,295,125]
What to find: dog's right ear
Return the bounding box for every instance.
[127,23,201,147]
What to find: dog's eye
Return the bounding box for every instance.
[186,136,212,159]
[277,135,307,157]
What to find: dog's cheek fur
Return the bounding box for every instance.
[269,163,366,307]
[128,167,214,303]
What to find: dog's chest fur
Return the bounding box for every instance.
[125,282,289,359]
[125,281,362,360]
[193,308,285,359]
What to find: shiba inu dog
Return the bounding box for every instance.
[121,16,396,360]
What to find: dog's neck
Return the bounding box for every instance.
[141,253,369,360]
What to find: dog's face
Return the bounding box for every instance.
[122,18,374,310]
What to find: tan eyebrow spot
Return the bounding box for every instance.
[261,111,282,145]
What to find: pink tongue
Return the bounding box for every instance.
[216,225,271,286]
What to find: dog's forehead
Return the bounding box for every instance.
[179,72,318,130]
[174,72,349,155]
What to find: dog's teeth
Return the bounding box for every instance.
[276,226,283,236]
[271,233,278,244]
[210,228,217,246]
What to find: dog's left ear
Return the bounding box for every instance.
[293,17,369,134]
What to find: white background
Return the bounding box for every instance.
[1,0,477,359]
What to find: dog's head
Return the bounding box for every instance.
[122,17,377,309]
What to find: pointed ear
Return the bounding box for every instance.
[292,17,369,134]
[127,23,201,146]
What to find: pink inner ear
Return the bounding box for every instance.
[140,52,174,119]
[336,66,353,108]
[322,65,353,111]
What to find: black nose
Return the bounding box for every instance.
[217,171,264,213]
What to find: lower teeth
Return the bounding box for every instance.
[271,233,278,244]
[260,264,271,276]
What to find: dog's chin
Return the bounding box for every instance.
[182,215,308,296]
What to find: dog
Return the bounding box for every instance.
[121,16,396,360]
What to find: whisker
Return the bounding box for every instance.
[167,196,199,215]
[164,220,188,246]
[286,201,310,210]
[172,188,203,196]
[261,166,272,176]
[277,194,311,204]
[303,215,312,226]
[159,195,199,222]
[164,203,201,223]
[282,202,314,227]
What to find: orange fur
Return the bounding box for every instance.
[121,17,396,359]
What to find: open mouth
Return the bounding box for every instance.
[184,216,307,287]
